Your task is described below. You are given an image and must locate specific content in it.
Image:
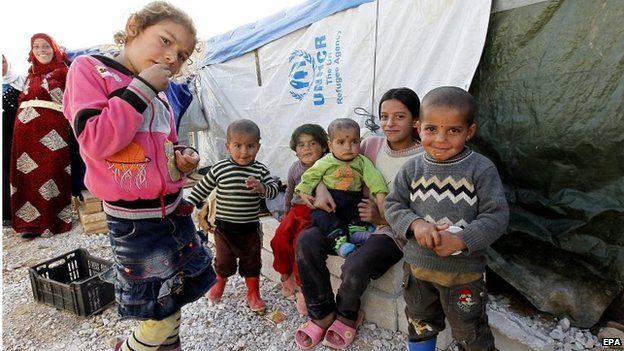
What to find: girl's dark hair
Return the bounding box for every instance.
[378,87,421,140]
[116,1,197,46]
[289,124,328,152]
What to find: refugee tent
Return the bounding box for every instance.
[192,0,623,328]
[64,0,623,329]
[192,0,491,178]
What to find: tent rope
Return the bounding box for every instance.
[367,0,381,133]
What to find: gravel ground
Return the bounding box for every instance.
[3,221,610,351]
[2,222,408,351]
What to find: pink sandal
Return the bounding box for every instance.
[322,310,365,349]
[295,320,327,350]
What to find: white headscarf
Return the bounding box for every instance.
[2,55,26,91]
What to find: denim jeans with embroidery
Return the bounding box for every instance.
[104,212,216,320]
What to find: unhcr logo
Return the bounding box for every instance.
[288,34,342,106]
[288,50,315,101]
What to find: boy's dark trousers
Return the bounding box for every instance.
[403,263,495,351]
[213,220,262,277]
[311,189,362,236]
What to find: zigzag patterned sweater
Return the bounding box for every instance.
[385,148,509,273]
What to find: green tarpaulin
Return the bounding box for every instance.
[471,0,624,327]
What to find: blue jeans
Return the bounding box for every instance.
[105,212,216,320]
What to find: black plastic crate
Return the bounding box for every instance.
[28,248,115,317]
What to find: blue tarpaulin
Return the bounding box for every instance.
[201,0,373,66]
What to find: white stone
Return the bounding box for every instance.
[558,317,571,331]
[550,328,565,341]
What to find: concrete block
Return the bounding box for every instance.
[261,217,279,239]
[260,247,281,283]
[261,218,277,252]
[329,274,341,296]
[321,270,404,332]
[326,255,345,277]
[369,259,403,295]
[261,229,274,253]
[360,286,398,332]
[488,309,554,351]
[396,295,408,333]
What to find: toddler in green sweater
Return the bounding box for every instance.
[296,118,388,256]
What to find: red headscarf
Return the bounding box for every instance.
[28,33,69,75]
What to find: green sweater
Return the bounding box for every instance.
[385,148,509,273]
[295,153,388,196]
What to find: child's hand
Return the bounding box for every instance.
[175,148,199,174]
[139,63,172,92]
[433,229,467,257]
[312,184,336,213]
[410,220,449,250]
[299,193,316,209]
[357,199,381,224]
[246,176,266,195]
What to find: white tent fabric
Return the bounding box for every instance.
[194,0,491,179]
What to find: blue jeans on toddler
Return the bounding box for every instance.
[104,210,216,320]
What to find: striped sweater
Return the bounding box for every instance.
[187,158,278,224]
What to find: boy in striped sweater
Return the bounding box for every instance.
[385,87,509,351]
[188,119,279,314]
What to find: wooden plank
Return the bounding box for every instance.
[79,190,103,214]
[78,206,107,234]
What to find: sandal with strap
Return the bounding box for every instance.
[295,320,327,350]
[322,310,365,349]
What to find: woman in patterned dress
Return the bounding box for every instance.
[10,33,73,239]
[3,54,25,225]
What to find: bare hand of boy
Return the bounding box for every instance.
[433,230,467,257]
[139,63,172,92]
[245,176,265,195]
[175,148,199,174]
[410,220,441,249]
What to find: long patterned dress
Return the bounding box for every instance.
[10,66,73,236]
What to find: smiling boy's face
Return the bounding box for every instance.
[417,105,476,161]
[225,131,260,166]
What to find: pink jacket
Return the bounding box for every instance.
[63,55,185,218]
